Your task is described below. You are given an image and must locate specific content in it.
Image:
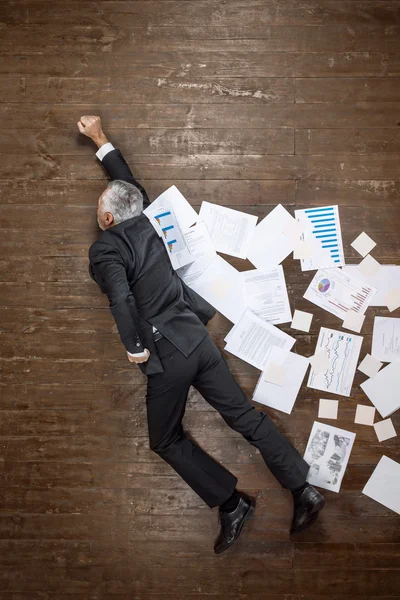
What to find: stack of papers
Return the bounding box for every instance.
[360,361,400,418]
[224,309,296,371]
[252,346,309,414]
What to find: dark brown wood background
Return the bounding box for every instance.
[1,1,400,598]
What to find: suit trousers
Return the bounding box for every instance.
[146,335,310,508]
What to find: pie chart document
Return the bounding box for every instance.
[304,268,377,320]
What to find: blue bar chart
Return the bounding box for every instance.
[295,205,345,271]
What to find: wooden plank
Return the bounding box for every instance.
[296,128,400,155]
[0,128,295,156]
[296,77,400,103]
[294,542,400,568]
[295,179,400,207]
[293,569,400,596]
[2,153,400,182]
[1,51,400,78]
[15,1,400,27]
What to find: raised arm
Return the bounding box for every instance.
[77,115,150,208]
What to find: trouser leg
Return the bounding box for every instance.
[192,337,310,490]
[146,338,237,508]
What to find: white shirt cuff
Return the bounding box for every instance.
[127,349,148,358]
[96,142,115,161]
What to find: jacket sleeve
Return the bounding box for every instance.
[100,148,150,209]
[89,241,145,354]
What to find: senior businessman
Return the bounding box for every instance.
[78,115,325,553]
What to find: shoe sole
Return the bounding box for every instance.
[290,496,325,535]
[214,501,256,555]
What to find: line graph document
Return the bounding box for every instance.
[307,327,363,397]
[295,205,345,271]
[304,268,377,319]
[372,317,400,362]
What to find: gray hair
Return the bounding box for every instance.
[102,179,144,224]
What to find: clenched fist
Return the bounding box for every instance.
[77,115,108,148]
[127,349,151,364]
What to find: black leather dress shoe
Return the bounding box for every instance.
[291,484,325,534]
[214,493,255,554]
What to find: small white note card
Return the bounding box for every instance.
[357,354,382,379]
[354,404,375,426]
[357,255,381,279]
[374,419,397,442]
[351,232,377,257]
[318,399,339,420]
[342,310,365,333]
[363,456,400,515]
[291,309,313,333]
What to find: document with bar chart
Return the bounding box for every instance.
[295,205,345,271]
[304,268,377,320]
[307,327,363,397]
[144,205,194,270]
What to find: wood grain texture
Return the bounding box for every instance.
[1,0,400,597]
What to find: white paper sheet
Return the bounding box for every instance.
[253,347,309,414]
[354,404,375,426]
[357,254,381,279]
[247,204,297,270]
[342,265,400,307]
[363,456,400,515]
[371,317,400,362]
[351,232,377,257]
[318,399,339,420]
[385,288,400,312]
[177,222,217,286]
[304,268,377,320]
[190,255,246,324]
[374,419,397,442]
[304,422,356,493]
[241,266,292,325]
[342,310,365,333]
[357,354,382,379]
[199,201,257,259]
[144,204,194,270]
[291,310,313,333]
[295,205,345,271]
[360,361,400,418]
[224,309,296,371]
[307,327,363,397]
[148,185,198,232]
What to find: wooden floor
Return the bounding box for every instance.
[1,0,400,598]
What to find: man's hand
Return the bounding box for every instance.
[127,349,150,364]
[77,115,109,148]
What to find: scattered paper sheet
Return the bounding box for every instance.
[342,265,400,307]
[224,309,296,371]
[357,254,381,279]
[342,310,365,333]
[291,309,313,333]
[318,399,339,420]
[144,204,194,270]
[264,362,286,386]
[371,316,400,362]
[295,205,345,271]
[362,456,400,515]
[304,422,356,493]
[148,185,198,232]
[199,201,257,259]
[385,288,400,312]
[307,327,363,397]
[253,347,309,414]
[357,354,382,379]
[351,232,377,257]
[190,255,246,324]
[177,221,216,285]
[309,352,330,374]
[304,268,377,320]
[242,266,292,325]
[374,419,397,442]
[360,361,400,418]
[354,404,375,426]
[247,204,297,270]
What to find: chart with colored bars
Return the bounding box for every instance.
[308,327,363,397]
[154,210,184,253]
[295,205,345,271]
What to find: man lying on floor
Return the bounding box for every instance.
[77,115,325,554]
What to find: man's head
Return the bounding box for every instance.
[97,180,144,230]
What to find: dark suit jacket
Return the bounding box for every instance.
[89,148,216,375]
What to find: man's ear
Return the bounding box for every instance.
[104,212,114,227]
